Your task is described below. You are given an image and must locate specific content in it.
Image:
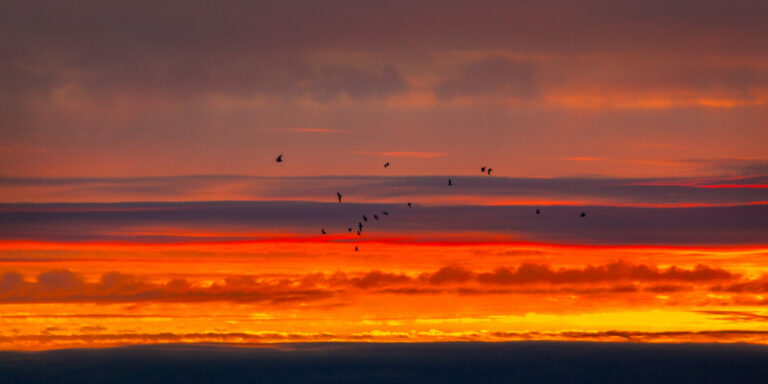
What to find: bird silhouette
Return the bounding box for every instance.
[382,211,389,216]
[481,167,486,173]
[374,214,379,220]
[363,215,368,222]
[580,212,586,217]
[357,230,361,236]
[358,222,363,231]
[536,209,541,215]
[448,178,453,186]
[407,202,412,208]
[384,162,390,168]
[337,192,343,203]
[321,228,326,235]
[275,154,283,163]
[355,246,359,252]
[487,168,493,175]
[348,227,353,232]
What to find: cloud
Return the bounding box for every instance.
[1,196,766,245]
[435,58,538,100]
[4,174,766,206]
[475,262,734,285]
[4,0,768,106]
[4,329,768,351]
[0,262,739,303]
[711,276,768,293]
[696,310,768,323]
[2,1,768,181]
[0,270,335,304]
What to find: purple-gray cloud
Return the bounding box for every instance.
[3,0,768,101]
[0,198,765,245]
[1,174,765,205]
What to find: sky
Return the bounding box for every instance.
[1,0,767,350]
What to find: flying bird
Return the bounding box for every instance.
[487,168,493,175]
[448,178,453,186]
[536,209,541,215]
[407,202,412,208]
[481,167,486,173]
[337,192,343,203]
[580,212,587,217]
[357,230,361,236]
[384,162,390,168]
[374,214,379,220]
[355,246,359,252]
[275,154,283,163]
[382,211,389,216]
[363,215,368,222]
[348,227,353,232]
[358,222,363,231]
[321,228,326,235]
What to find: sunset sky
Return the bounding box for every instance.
[1,0,767,350]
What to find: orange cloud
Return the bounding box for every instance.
[0,262,741,304]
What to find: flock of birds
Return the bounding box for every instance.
[275,153,587,251]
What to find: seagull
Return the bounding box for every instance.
[275,154,283,163]
[337,192,343,203]
[481,167,486,173]
[374,214,379,220]
[487,168,493,175]
[580,212,586,217]
[358,222,363,231]
[536,209,541,215]
[382,211,389,216]
[363,215,368,222]
[348,227,353,232]
[384,162,390,168]
[448,178,453,186]
[407,202,412,208]
[357,230,361,236]
[355,246,359,252]
[321,228,326,235]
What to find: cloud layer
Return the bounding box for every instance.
[0,261,744,304]
[1,199,765,245]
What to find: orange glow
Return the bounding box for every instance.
[2,237,767,350]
